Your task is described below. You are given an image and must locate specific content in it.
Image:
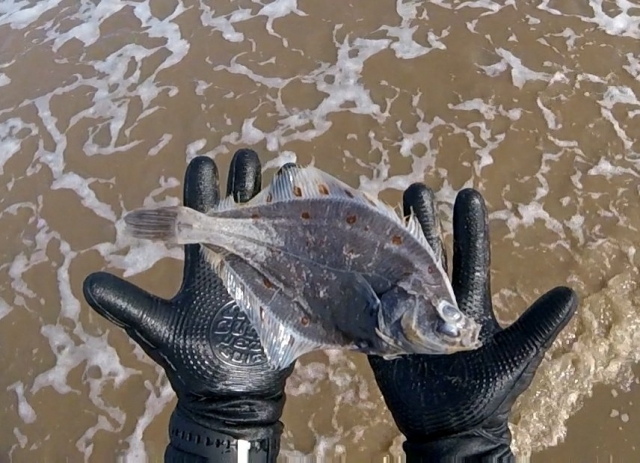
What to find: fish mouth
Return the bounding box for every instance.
[434,316,482,352]
[453,321,482,351]
[397,304,483,354]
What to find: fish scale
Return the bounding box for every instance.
[124,165,483,370]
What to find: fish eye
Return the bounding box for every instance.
[437,301,463,322]
[436,319,460,338]
[443,304,462,321]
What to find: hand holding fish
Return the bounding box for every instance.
[82,151,293,462]
[368,185,578,461]
[123,160,483,370]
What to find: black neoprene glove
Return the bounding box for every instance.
[369,185,578,462]
[82,151,293,463]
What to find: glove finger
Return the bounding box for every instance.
[183,155,220,212]
[494,286,577,368]
[227,149,262,203]
[402,183,448,273]
[182,156,221,283]
[451,188,498,336]
[83,272,170,349]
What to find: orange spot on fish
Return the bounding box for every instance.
[392,235,402,245]
[301,316,310,326]
[318,184,330,195]
[301,211,311,219]
[346,215,357,225]
[293,186,302,197]
[266,193,273,203]
[427,265,435,274]
[263,277,273,288]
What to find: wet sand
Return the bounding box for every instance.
[1,1,640,461]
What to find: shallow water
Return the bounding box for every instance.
[1,0,640,461]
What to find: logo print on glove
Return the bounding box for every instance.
[210,302,268,367]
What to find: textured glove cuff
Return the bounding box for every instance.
[166,408,281,463]
[404,429,514,463]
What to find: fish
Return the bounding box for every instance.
[123,165,482,370]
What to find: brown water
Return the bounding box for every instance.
[1,1,640,461]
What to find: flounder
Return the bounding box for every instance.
[123,165,482,370]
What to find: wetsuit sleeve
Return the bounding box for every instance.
[164,409,281,463]
[404,435,515,463]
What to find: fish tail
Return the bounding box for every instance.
[124,206,207,244]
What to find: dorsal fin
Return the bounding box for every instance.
[209,165,439,260]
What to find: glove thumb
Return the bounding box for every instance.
[492,286,577,374]
[83,271,171,350]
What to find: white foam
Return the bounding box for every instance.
[449,98,523,121]
[379,1,447,59]
[484,48,556,89]
[210,31,391,152]
[588,158,640,179]
[186,138,208,162]
[0,1,62,29]
[199,2,251,43]
[12,427,28,450]
[538,0,640,38]
[121,371,175,461]
[0,118,38,175]
[623,53,640,79]
[598,86,640,152]
[262,150,298,172]
[7,382,37,424]
[256,0,307,47]
[0,296,12,320]
[148,134,173,156]
[51,174,117,222]
[285,362,328,396]
[537,97,561,130]
[512,262,640,456]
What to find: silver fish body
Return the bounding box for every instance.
[124,165,482,370]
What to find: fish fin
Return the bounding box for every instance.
[207,181,285,214]
[405,214,458,304]
[249,165,405,223]
[258,312,322,370]
[213,252,323,370]
[404,212,440,262]
[374,288,407,352]
[375,325,402,350]
[200,244,227,271]
[124,206,214,245]
[212,195,239,213]
[330,273,381,344]
[124,206,181,241]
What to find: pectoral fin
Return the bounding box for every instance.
[329,272,382,347]
[215,253,327,370]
